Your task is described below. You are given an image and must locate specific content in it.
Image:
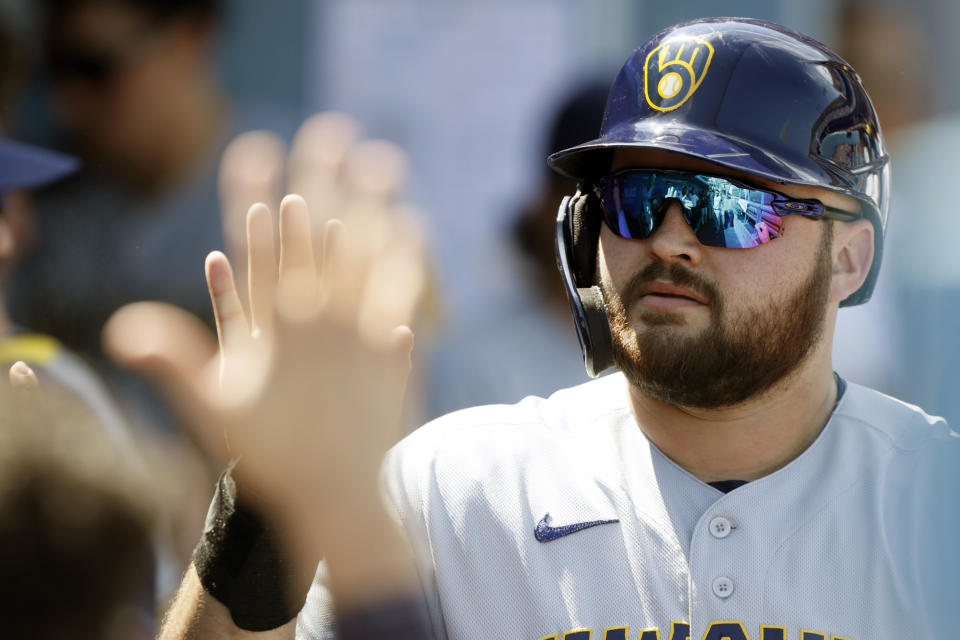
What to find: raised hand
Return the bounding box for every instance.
[105,155,426,547]
[102,118,430,638]
[218,113,411,282]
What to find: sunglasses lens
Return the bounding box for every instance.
[595,171,791,248]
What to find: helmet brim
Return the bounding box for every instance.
[547,121,834,189]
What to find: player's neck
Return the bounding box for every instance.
[625,343,838,484]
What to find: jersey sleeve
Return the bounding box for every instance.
[381,434,449,640]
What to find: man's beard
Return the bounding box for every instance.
[602,227,832,409]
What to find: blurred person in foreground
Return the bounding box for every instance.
[0,118,431,637]
[106,17,959,640]
[0,114,430,640]
[0,363,157,640]
[1,345,428,639]
[0,362,159,640]
[106,115,432,638]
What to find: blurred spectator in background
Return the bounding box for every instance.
[39,0,225,196]
[884,114,960,426]
[835,1,930,147]
[0,0,274,595]
[0,135,136,447]
[832,1,960,425]
[826,0,919,398]
[426,82,608,417]
[0,7,26,129]
[5,0,293,434]
[0,15,134,448]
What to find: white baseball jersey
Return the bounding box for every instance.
[297,373,960,639]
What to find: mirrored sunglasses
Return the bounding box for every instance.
[594,169,857,248]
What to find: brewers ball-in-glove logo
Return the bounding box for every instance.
[644,37,714,112]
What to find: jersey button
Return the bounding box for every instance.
[712,577,734,599]
[709,516,733,539]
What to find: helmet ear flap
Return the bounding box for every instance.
[555,188,615,377]
[569,190,603,286]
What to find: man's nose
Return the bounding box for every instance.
[648,200,703,265]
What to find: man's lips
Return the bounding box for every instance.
[635,280,709,308]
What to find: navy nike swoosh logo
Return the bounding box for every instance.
[534,512,619,542]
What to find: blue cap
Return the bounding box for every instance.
[0,137,78,193]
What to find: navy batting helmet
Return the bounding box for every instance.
[549,17,890,377]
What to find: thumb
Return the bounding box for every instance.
[103,302,226,458]
[9,361,40,392]
[389,325,415,371]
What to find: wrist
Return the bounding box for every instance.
[192,462,317,631]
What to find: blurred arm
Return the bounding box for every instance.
[107,115,430,639]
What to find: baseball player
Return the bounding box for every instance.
[114,17,958,640]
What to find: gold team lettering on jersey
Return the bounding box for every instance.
[538,621,854,640]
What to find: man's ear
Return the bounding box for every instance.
[829,218,875,303]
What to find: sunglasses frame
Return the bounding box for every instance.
[593,169,859,248]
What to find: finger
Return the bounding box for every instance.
[389,325,416,366]
[290,112,364,175]
[275,266,323,327]
[385,325,418,433]
[103,303,225,458]
[288,111,363,193]
[247,203,277,336]
[206,251,250,354]
[9,361,39,392]
[338,142,410,249]
[356,228,427,347]
[288,112,362,228]
[218,131,287,299]
[219,131,287,213]
[289,113,365,275]
[278,194,318,284]
[340,139,409,207]
[320,218,367,325]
